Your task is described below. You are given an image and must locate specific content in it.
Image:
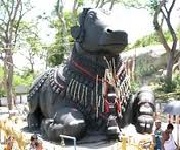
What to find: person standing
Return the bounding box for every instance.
[163,123,178,150]
[153,120,163,150]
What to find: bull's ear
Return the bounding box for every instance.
[71,26,80,39]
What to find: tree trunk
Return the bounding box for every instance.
[57,0,69,53]
[109,0,115,11]
[166,51,174,82]
[153,3,177,83]
[30,61,34,74]
[95,0,101,7]
[4,46,14,110]
[72,0,78,26]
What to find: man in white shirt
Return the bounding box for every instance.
[163,123,177,150]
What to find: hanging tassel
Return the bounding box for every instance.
[115,100,121,113]
[104,99,109,113]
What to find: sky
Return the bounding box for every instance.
[30,0,154,43]
[13,0,180,71]
[29,0,180,43]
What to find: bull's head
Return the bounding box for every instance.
[71,8,128,55]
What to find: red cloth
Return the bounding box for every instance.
[104,100,109,112]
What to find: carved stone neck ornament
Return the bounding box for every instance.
[67,54,131,119]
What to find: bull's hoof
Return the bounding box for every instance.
[41,118,54,137]
[47,123,64,141]
[41,120,86,141]
[135,115,153,134]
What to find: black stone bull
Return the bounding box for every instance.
[27,8,155,141]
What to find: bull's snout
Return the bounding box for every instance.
[105,28,128,44]
[99,28,128,53]
[106,28,124,34]
[106,28,113,33]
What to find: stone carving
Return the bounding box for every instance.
[27,8,155,141]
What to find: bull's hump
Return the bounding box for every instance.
[27,68,66,102]
[27,69,53,101]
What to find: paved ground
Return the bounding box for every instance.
[1,106,180,150]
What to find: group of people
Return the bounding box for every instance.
[0,134,44,150]
[154,120,178,150]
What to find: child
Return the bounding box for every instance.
[25,134,38,150]
[154,120,163,150]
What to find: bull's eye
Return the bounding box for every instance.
[88,12,97,21]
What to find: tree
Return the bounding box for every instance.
[17,21,44,76]
[131,30,176,48]
[120,0,179,83]
[72,0,83,26]
[88,0,116,10]
[47,0,84,67]
[47,0,68,67]
[91,0,118,10]
[0,0,32,109]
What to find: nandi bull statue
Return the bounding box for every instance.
[27,8,155,141]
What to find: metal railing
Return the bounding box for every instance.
[59,134,76,150]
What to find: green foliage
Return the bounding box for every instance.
[16,21,45,72]
[48,53,64,67]
[130,81,140,94]
[47,0,85,67]
[26,36,42,53]
[173,73,180,89]
[48,11,78,67]
[161,79,177,93]
[154,72,180,100]
[130,30,174,49]
[135,54,157,77]
[158,72,180,94]
[149,0,159,10]
[0,65,34,97]
[13,73,34,88]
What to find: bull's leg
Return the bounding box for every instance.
[27,107,44,130]
[41,108,86,141]
[27,113,39,129]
